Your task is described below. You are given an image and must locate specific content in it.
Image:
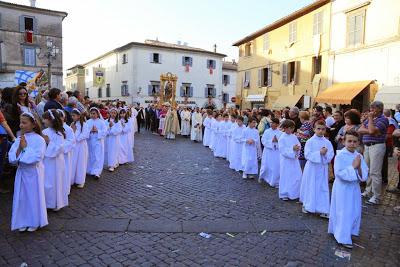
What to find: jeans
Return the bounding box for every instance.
[0,136,9,187]
[364,143,386,200]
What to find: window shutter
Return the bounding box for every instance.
[212,87,216,98]
[19,16,24,32]
[227,75,230,84]
[204,87,208,98]
[207,60,210,69]
[182,56,186,66]
[33,17,38,34]
[189,57,193,67]
[180,86,185,97]
[294,61,301,85]
[189,86,193,97]
[150,53,153,63]
[282,63,288,85]
[148,84,152,95]
[267,66,272,87]
[257,69,262,87]
[159,54,162,63]
[212,60,216,69]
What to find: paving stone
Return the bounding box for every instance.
[62,218,130,232]
[182,219,256,233]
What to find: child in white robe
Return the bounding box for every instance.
[241,117,261,179]
[190,108,203,142]
[259,118,282,187]
[42,109,67,211]
[328,131,368,249]
[119,108,134,164]
[209,114,218,151]
[105,108,122,172]
[57,109,76,195]
[86,107,107,179]
[214,114,228,158]
[70,108,89,188]
[202,111,213,147]
[229,116,245,172]
[226,115,237,162]
[278,119,302,201]
[9,112,48,232]
[300,120,334,217]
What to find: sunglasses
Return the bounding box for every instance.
[19,93,27,96]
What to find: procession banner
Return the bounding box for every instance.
[93,67,105,87]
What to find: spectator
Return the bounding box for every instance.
[328,111,345,152]
[389,129,400,194]
[336,109,361,151]
[311,106,325,128]
[324,106,335,128]
[394,104,400,123]
[36,90,48,118]
[289,107,302,132]
[358,101,388,205]
[382,109,398,184]
[73,90,86,113]
[44,88,63,112]
[295,111,313,169]
[0,109,17,193]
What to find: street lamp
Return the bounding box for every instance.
[36,37,60,89]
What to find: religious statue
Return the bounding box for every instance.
[164,81,173,103]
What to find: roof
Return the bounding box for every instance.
[67,64,85,71]
[232,0,330,46]
[0,1,68,17]
[223,61,238,71]
[314,80,374,104]
[80,39,227,67]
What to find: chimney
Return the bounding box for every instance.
[30,0,36,7]
[213,44,217,53]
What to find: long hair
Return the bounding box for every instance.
[119,109,130,122]
[71,109,86,133]
[12,86,30,110]
[42,109,65,138]
[20,113,42,136]
[108,108,119,123]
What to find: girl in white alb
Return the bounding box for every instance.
[70,108,89,188]
[9,112,48,232]
[42,109,68,211]
[104,108,122,172]
[119,108,134,164]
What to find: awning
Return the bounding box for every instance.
[374,86,400,110]
[246,94,266,102]
[272,95,303,110]
[314,80,373,104]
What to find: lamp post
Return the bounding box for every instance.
[36,37,60,89]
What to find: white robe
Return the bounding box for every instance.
[86,118,107,176]
[229,125,245,171]
[129,118,135,148]
[300,135,334,214]
[131,107,138,133]
[63,123,76,195]
[241,127,261,175]
[209,118,217,151]
[71,122,89,186]
[202,117,212,147]
[214,121,229,158]
[181,111,191,136]
[105,119,122,168]
[9,132,48,231]
[119,119,134,164]
[190,112,203,142]
[259,128,282,187]
[43,128,67,210]
[328,148,368,245]
[225,121,235,162]
[278,133,302,200]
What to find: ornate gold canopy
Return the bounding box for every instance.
[159,72,178,107]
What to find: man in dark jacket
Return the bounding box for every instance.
[44,88,63,112]
[136,106,145,133]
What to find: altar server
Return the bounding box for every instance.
[105,108,122,172]
[202,110,213,147]
[229,116,245,172]
[119,108,134,164]
[9,113,47,232]
[241,117,261,179]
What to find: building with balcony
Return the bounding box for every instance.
[222,60,238,108]
[0,0,67,89]
[65,64,85,93]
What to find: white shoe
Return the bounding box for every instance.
[108,167,115,172]
[242,173,248,179]
[19,227,27,232]
[53,207,61,212]
[27,227,38,232]
[76,184,84,189]
[366,196,380,205]
[281,197,289,201]
[258,178,262,183]
[361,191,370,198]
[302,207,309,214]
[320,213,329,219]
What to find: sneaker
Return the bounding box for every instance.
[108,167,115,172]
[76,184,84,189]
[320,213,329,219]
[361,191,370,198]
[242,173,248,179]
[366,196,380,205]
[281,197,289,201]
[19,227,27,232]
[27,227,38,232]
[302,207,309,214]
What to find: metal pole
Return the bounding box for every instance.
[47,56,51,89]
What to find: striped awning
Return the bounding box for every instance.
[315,80,373,105]
[246,94,266,102]
[272,95,303,110]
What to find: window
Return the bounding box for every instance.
[85,69,89,76]
[259,65,272,87]
[23,47,35,66]
[223,74,230,85]
[205,84,216,98]
[25,17,33,31]
[121,81,129,96]
[180,83,193,97]
[288,62,296,83]
[85,88,89,97]
[311,56,322,80]
[244,43,252,56]
[347,9,366,46]
[313,11,323,35]
[151,53,161,63]
[243,71,250,88]
[106,84,111,97]
[263,33,270,51]
[182,56,193,66]
[207,59,216,69]
[122,54,128,64]
[19,16,37,33]
[289,21,297,43]
[98,87,102,98]
[148,81,160,96]
[222,93,229,103]
[282,61,300,85]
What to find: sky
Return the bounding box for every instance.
[8,0,313,70]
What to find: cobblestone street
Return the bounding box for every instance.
[1,132,399,266]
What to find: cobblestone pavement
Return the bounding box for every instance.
[0,132,399,266]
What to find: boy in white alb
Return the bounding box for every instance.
[242,117,261,179]
[229,116,245,172]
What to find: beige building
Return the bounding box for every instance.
[0,1,67,88]
[233,0,331,110]
[65,65,85,94]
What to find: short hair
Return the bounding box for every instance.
[237,116,244,121]
[334,110,343,117]
[299,111,310,120]
[280,119,295,129]
[68,96,78,105]
[248,117,257,123]
[271,118,280,124]
[314,106,323,113]
[223,113,229,118]
[48,88,61,100]
[290,107,300,114]
[231,114,237,119]
[325,106,332,114]
[344,129,359,141]
[73,90,81,98]
[314,120,326,127]
[370,101,384,110]
[383,109,391,117]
